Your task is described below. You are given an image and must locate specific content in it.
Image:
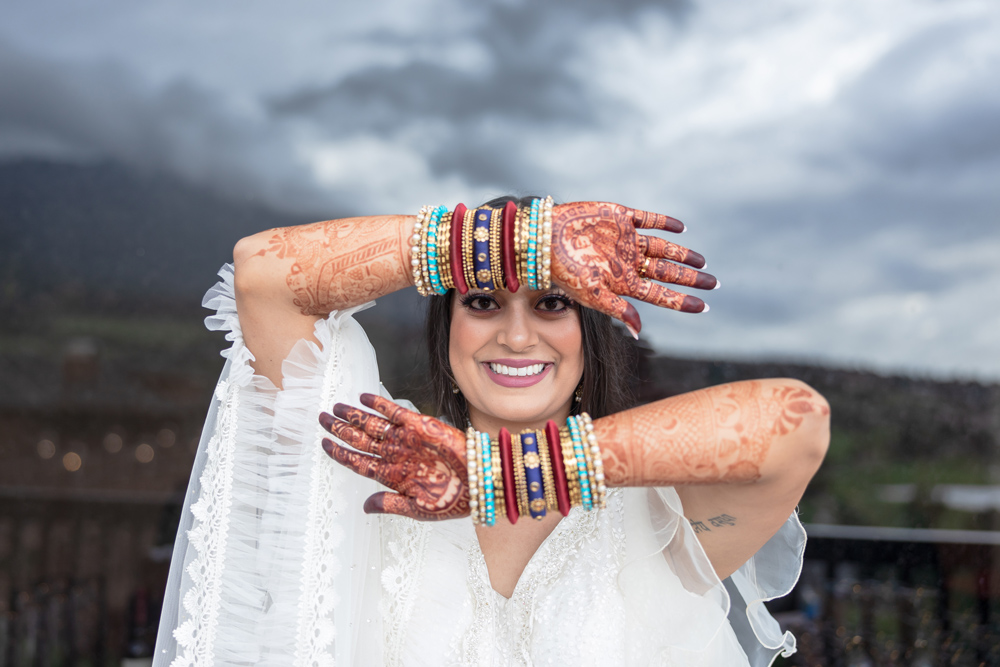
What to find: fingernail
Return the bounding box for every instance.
[626,324,640,340]
[713,278,721,290]
[623,303,642,336]
[702,303,711,313]
[332,403,350,420]
[363,494,385,514]
[321,438,333,455]
[680,224,687,233]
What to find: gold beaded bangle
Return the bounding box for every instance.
[463,208,477,291]
[580,413,607,509]
[491,438,506,521]
[560,425,581,508]
[540,196,553,289]
[518,206,531,287]
[512,432,529,518]
[411,206,430,296]
[513,204,523,285]
[536,427,558,512]
[438,211,453,290]
[466,427,480,525]
[420,208,434,296]
[489,208,504,289]
[580,420,598,507]
[476,432,487,524]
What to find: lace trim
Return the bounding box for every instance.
[171,379,240,666]
[293,322,349,667]
[380,517,430,666]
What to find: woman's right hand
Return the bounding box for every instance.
[549,202,717,335]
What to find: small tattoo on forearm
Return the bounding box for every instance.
[709,513,736,528]
[689,520,710,534]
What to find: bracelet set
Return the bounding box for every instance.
[466,413,607,526]
[410,197,554,296]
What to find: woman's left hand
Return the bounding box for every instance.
[319,393,470,520]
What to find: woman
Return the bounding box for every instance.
[154,198,828,666]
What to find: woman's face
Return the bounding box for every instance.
[450,287,584,434]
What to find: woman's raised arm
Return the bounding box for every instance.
[594,378,830,578]
[232,215,416,385]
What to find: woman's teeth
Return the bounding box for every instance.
[489,362,546,377]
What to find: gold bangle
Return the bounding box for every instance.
[536,428,558,512]
[489,208,504,289]
[560,425,581,508]
[580,413,607,509]
[411,206,430,296]
[517,206,530,287]
[491,438,505,521]
[438,211,453,290]
[540,196,553,289]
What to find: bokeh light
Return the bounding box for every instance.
[63,452,82,472]
[103,432,123,453]
[37,439,56,459]
[156,428,176,448]
[135,443,155,463]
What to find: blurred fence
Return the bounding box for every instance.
[779,524,1000,666]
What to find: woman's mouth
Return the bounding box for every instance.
[483,360,552,388]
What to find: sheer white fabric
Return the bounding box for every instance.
[155,265,804,666]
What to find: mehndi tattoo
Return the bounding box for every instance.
[320,393,470,521]
[256,216,412,315]
[595,380,830,487]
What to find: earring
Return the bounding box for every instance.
[452,380,460,394]
[574,383,583,403]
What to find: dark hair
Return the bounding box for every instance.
[425,195,637,426]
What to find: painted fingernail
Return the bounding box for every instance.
[623,303,642,336]
[693,273,718,290]
[625,324,640,340]
[332,403,351,420]
[713,279,721,290]
[702,303,711,313]
[321,438,334,455]
[363,494,385,514]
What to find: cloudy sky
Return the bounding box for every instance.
[2,0,998,380]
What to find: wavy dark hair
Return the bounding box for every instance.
[425,195,638,426]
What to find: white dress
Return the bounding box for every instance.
[153,265,805,667]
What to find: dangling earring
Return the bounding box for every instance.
[451,380,460,394]
[574,382,583,403]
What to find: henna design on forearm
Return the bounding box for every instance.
[320,394,470,521]
[255,216,412,315]
[595,380,830,487]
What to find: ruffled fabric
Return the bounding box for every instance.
[155,264,805,667]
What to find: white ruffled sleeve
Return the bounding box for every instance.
[154,264,389,667]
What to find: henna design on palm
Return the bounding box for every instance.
[319,393,470,520]
[550,202,716,334]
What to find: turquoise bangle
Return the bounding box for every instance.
[567,416,593,511]
[426,205,448,295]
[527,198,539,289]
[480,432,496,526]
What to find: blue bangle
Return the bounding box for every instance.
[567,416,593,511]
[426,205,447,295]
[480,432,496,526]
[527,198,540,289]
[521,431,547,520]
[472,208,496,291]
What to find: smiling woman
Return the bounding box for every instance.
[154,195,827,666]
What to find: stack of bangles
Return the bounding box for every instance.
[466,413,607,526]
[410,197,554,296]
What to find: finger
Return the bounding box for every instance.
[633,281,707,313]
[322,439,386,480]
[332,403,393,440]
[645,259,718,290]
[637,235,706,269]
[591,287,643,337]
[625,208,685,233]
[321,415,382,454]
[359,393,413,425]
[364,491,422,517]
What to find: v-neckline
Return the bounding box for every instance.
[472,511,574,600]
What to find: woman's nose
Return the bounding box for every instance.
[496,305,537,351]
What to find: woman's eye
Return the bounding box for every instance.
[464,295,498,311]
[537,296,571,312]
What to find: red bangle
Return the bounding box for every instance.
[545,420,571,516]
[501,201,519,292]
[500,428,518,524]
[451,203,468,294]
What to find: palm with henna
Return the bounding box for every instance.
[320,393,470,520]
[549,201,717,335]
